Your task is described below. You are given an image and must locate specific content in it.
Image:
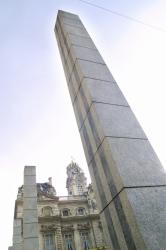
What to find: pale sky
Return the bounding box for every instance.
[1,1,166,249]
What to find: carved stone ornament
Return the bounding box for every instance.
[98,221,103,230]
[40,224,57,232]
[17,185,23,198]
[61,224,74,232]
[77,222,90,230]
[37,182,56,199]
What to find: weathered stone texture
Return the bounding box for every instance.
[55,10,166,250]
[56,223,64,250]
[92,220,104,247]
[12,218,22,250]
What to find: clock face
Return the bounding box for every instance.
[71,166,79,174]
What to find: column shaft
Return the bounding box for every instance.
[23,166,39,250]
[12,218,22,250]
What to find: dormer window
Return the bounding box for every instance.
[42,206,53,217]
[62,208,70,217]
[77,207,85,215]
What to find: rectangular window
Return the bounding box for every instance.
[44,234,55,250]
[64,233,74,250]
[80,231,91,250]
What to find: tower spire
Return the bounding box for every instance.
[66,161,87,196]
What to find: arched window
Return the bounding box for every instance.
[42,206,53,217]
[77,207,85,215]
[62,208,70,217]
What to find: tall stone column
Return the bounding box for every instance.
[55,10,166,250]
[12,218,22,250]
[23,166,39,250]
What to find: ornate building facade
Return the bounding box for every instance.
[9,162,106,250]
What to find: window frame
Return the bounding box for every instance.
[77,207,85,216]
[42,206,53,217]
[63,232,75,250]
[62,208,71,217]
[43,233,55,250]
[79,231,91,250]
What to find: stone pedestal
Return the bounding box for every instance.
[23,166,39,250]
[55,10,166,250]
